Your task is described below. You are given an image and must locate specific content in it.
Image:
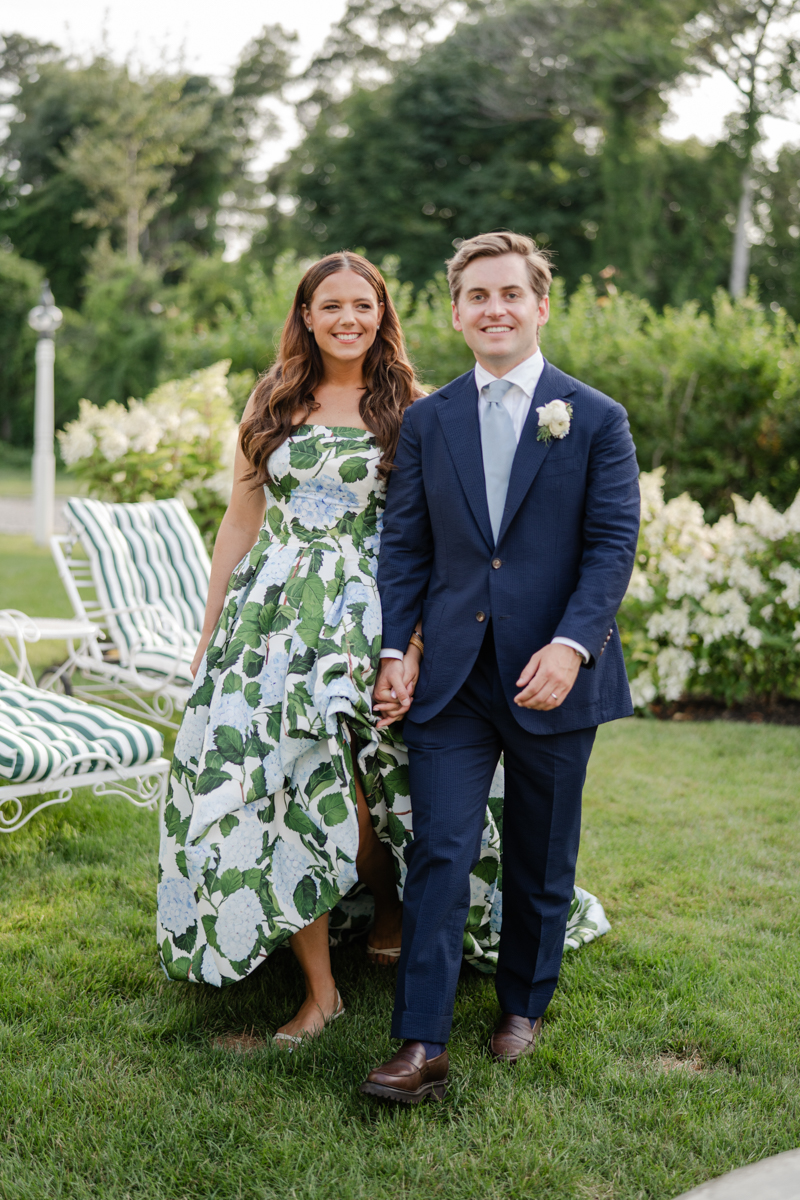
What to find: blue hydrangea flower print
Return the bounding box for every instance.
[200,944,222,987]
[289,476,359,529]
[344,579,382,642]
[214,887,264,962]
[211,687,255,736]
[253,542,296,588]
[254,648,290,707]
[157,879,197,937]
[360,592,381,644]
[177,702,207,763]
[271,838,317,921]
[490,889,503,934]
[215,812,268,876]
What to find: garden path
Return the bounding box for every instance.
[674,1148,800,1198]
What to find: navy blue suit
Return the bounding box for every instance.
[377,360,640,1041]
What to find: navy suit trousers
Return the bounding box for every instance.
[392,626,597,1043]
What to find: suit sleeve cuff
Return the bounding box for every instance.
[551,636,590,664]
[379,649,404,661]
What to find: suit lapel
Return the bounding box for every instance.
[435,373,495,551]
[496,360,577,544]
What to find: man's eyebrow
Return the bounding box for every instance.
[465,283,526,294]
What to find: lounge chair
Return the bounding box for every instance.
[50,497,210,727]
[0,664,169,834]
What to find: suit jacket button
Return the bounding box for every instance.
[476,611,486,622]
[491,558,502,569]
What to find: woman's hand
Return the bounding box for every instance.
[190,635,212,680]
[373,659,410,729]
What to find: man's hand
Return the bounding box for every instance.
[373,656,415,728]
[514,643,582,710]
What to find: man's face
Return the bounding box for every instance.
[451,253,549,374]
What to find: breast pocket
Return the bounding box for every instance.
[538,451,583,478]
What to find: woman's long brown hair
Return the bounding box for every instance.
[240,252,423,486]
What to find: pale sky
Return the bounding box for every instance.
[3,0,799,168]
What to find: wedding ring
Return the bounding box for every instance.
[550,692,558,699]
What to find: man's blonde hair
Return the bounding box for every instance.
[446,231,553,303]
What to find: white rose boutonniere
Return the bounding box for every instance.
[536,399,573,444]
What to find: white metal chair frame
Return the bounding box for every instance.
[0,608,99,690]
[0,631,170,834]
[50,530,193,728]
[1,751,169,834]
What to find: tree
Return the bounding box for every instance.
[264,0,745,307]
[688,0,800,296]
[54,247,167,419]
[298,0,474,121]
[0,27,296,284]
[749,144,800,314]
[265,26,603,291]
[0,246,42,442]
[60,67,211,261]
[457,0,698,295]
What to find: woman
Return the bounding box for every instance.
[157,252,608,1044]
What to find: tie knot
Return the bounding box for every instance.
[483,379,514,405]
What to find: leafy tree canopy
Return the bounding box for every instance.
[0,27,296,301]
[262,0,800,317]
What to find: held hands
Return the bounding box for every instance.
[373,644,422,729]
[514,643,582,711]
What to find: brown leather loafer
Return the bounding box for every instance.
[360,1040,449,1104]
[490,1014,543,1063]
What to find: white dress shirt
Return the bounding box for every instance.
[475,349,544,441]
[380,348,589,665]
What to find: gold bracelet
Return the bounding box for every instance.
[408,631,424,656]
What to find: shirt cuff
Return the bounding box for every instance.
[379,649,404,661]
[551,636,590,664]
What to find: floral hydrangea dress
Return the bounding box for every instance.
[157,424,609,986]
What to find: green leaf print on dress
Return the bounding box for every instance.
[157,425,610,987]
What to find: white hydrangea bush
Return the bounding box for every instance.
[621,469,800,708]
[58,360,238,545]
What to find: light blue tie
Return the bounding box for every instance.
[481,379,517,544]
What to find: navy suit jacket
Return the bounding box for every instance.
[376,359,641,734]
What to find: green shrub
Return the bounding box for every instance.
[57,360,237,546]
[160,262,800,521]
[622,470,800,707]
[545,279,800,520]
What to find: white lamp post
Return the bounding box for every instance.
[28,280,63,546]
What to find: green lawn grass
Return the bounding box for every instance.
[1,538,799,1199]
[0,535,75,683]
[0,464,82,497]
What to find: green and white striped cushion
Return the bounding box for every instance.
[0,669,163,783]
[66,497,209,681]
[100,498,210,634]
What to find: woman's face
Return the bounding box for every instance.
[302,269,385,365]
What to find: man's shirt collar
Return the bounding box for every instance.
[474,348,544,399]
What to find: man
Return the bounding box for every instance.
[362,231,640,1103]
